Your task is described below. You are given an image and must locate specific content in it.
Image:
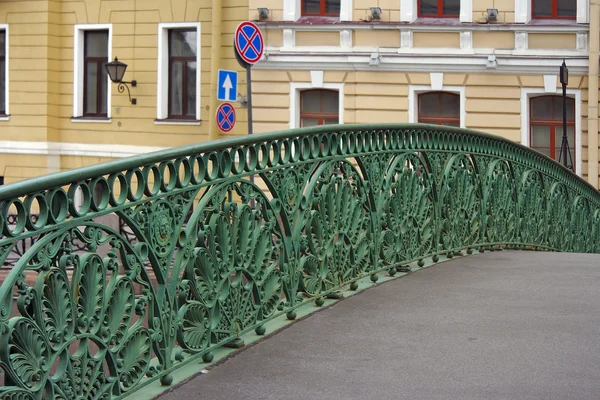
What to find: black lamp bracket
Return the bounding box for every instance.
[117,80,137,105]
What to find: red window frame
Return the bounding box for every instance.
[418,92,460,126]
[83,31,108,118]
[0,30,5,115]
[417,0,460,18]
[532,0,576,19]
[168,29,197,120]
[300,89,339,127]
[301,0,340,17]
[529,95,576,170]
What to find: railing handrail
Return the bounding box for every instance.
[0,123,595,202]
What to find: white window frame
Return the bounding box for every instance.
[73,24,112,120]
[284,0,352,21]
[290,81,344,129]
[520,87,582,175]
[515,0,589,23]
[408,85,466,128]
[157,22,201,122]
[401,0,473,22]
[0,24,9,120]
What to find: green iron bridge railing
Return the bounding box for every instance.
[0,124,599,399]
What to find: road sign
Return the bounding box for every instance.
[234,21,264,66]
[217,69,238,102]
[216,102,236,133]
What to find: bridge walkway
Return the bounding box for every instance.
[158,252,600,400]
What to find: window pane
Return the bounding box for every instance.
[442,122,460,127]
[531,125,551,148]
[100,61,107,115]
[439,93,459,117]
[555,148,574,165]
[85,62,98,114]
[553,97,575,121]
[186,61,197,117]
[303,0,321,14]
[0,31,5,57]
[170,30,197,57]
[324,119,339,125]
[85,31,108,57]
[301,118,319,127]
[443,0,460,15]
[557,0,576,16]
[170,61,183,116]
[419,93,438,117]
[0,60,5,113]
[531,97,553,119]
[325,0,340,14]
[301,91,321,113]
[322,91,339,113]
[555,126,575,149]
[420,0,437,14]
[533,0,552,16]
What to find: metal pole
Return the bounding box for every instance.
[246,66,253,135]
[562,80,568,168]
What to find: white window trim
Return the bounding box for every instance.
[73,24,112,119]
[157,22,201,122]
[520,88,582,175]
[515,0,589,23]
[408,85,466,128]
[289,82,344,129]
[0,24,9,119]
[285,0,352,21]
[401,0,472,22]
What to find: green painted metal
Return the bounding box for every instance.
[0,124,598,399]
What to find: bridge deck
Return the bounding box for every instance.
[158,252,600,400]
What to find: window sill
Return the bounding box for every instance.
[71,117,112,123]
[154,119,202,126]
[0,114,10,121]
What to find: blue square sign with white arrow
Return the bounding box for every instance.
[217,69,238,102]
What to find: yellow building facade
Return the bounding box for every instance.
[0,0,599,188]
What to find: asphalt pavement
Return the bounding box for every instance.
[158,251,600,400]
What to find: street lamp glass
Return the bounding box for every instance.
[105,57,128,83]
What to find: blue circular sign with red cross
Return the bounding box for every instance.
[216,102,236,133]
[234,21,264,66]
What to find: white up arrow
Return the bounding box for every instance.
[223,74,233,101]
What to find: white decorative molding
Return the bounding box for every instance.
[289,82,344,128]
[577,33,588,51]
[400,0,417,22]
[73,24,112,119]
[430,73,444,91]
[400,30,413,49]
[310,71,324,88]
[283,29,295,49]
[514,0,531,23]
[409,85,466,128]
[520,88,582,175]
[0,141,168,158]
[460,0,473,22]
[577,0,590,24]
[340,0,352,21]
[157,23,201,121]
[284,0,300,21]
[515,31,528,51]
[543,75,557,93]
[460,31,473,50]
[340,30,352,48]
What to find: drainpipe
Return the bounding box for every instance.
[208,0,223,140]
[588,0,599,188]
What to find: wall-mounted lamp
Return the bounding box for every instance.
[257,7,269,20]
[487,8,498,22]
[369,52,381,66]
[486,55,497,69]
[105,57,137,105]
[370,7,382,19]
